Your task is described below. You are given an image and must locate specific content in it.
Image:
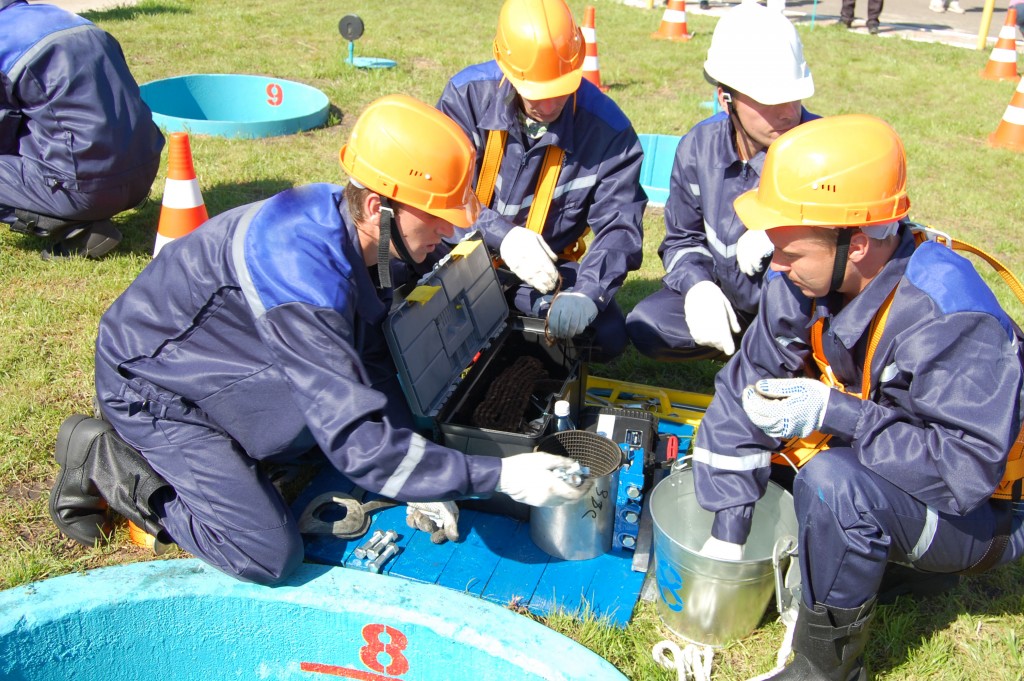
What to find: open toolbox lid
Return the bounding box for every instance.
[384,233,509,419]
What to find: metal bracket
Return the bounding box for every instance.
[297,491,397,538]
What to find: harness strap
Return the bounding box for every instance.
[913,227,1024,304]
[525,144,562,233]
[475,130,506,210]
[774,286,897,468]
[960,500,1013,575]
[476,130,587,263]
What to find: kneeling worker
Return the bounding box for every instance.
[49,95,591,585]
[692,114,1024,680]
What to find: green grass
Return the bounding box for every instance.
[2,1,1023,679]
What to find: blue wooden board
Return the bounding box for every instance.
[292,469,647,628]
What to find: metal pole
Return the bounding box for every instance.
[976,0,997,51]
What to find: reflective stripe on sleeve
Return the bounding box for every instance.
[692,446,772,471]
[378,432,428,499]
[666,246,713,272]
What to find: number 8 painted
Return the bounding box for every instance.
[359,623,410,676]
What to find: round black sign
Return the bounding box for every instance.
[338,15,365,41]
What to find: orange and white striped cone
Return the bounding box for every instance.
[651,0,693,41]
[988,76,1024,152]
[128,520,174,555]
[581,6,609,92]
[153,132,209,258]
[979,9,1020,82]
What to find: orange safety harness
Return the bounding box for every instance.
[475,129,589,263]
[773,224,1024,503]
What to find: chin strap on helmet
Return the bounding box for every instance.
[376,196,415,289]
[830,228,853,294]
[721,90,757,163]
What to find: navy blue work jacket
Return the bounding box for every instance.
[437,61,646,309]
[95,184,502,502]
[693,228,1024,543]
[659,109,817,315]
[0,0,163,192]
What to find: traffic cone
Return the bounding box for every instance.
[651,0,693,41]
[988,76,1024,152]
[979,9,1020,82]
[581,6,609,92]
[128,520,174,555]
[153,132,209,258]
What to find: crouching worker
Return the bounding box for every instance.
[691,114,1024,680]
[1,0,164,259]
[48,94,592,585]
[437,0,646,362]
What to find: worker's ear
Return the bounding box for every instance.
[717,86,731,113]
[364,192,382,226]
[846,230,871,263]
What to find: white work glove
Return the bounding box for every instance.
[547,292,598,339]
[496,453,593,507]
[736,229,775,276]
[683,280,741,356]
[699,536,744,561]
[406,501,460,543]
[742,378,832,440]
[499,226,558,293]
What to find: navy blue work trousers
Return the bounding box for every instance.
[625,286,756,362]
[94,366,307,586]
[794,448,1024,608]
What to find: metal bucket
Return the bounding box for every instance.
[530,430,623,560]
[650,467,798,647]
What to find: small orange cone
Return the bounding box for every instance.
[153,132,209,258]
[581,6,609,92]
[128,520,173,555]
[988,76,1024,152]
[980,9,1020,82]
[651,0,693,42]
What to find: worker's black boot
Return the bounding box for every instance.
[877,562,960,605]
[49,414,171,546]
[10,210,122,260]
[758,598,875,681]
[40,219,122,260]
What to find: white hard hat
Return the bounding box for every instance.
[703,0,814,106]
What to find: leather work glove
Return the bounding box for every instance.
[406,501,460,544]
[496,453,593,506]
[742,378,832,440]
[683,280,741,356]
[699,536,744,561]
[735,229,775,276]
[547,292,598,339]
[499,226,558,293]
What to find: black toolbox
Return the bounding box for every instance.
[384,233,584,518]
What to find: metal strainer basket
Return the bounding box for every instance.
[530,430,624,560]
[534,429,623,477]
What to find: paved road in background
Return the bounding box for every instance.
[670,0,1022,49]
[38,0,1024,50]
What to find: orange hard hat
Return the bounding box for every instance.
[734,114,910,231]
[339,94,480,228]
[492,0,585,100]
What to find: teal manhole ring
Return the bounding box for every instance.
[140,74,329,139]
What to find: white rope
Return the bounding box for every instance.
[652,639,713,681]
[742,616,795,681]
